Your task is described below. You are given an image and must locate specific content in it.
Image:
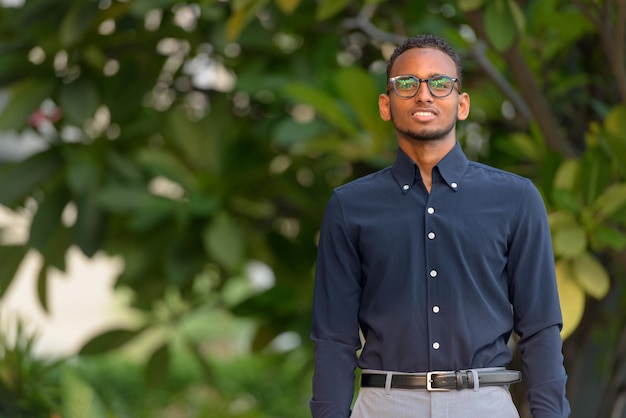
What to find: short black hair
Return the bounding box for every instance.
[386,34,463,89]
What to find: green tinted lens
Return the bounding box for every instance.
[396,76,419,92]
[429,76,453,92]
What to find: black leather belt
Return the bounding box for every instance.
[360,369,521,391]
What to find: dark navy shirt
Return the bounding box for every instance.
[311,143,570,418]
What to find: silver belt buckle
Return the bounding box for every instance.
[426,371,450,392]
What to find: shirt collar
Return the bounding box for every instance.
[391,142,469,194]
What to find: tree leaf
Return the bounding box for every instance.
[62,369,108,418]
[553,159,579,191]
[591,224,626,251]
[145,343,170,388]
[79,329,141,355]
[316,0,352,21]
[572,252,610,300]
[593,183,626,221]
[0,245,28,299]
[203,212,245,270]
[0,78,55,131]
[484,0,516,52]
[275,0,301,14]
[547,210,577,231]
[226,0,269,41]
[334,67,388,142]
[0,149,63,207]
[59,78,100,125]
[555,260,585,340]
[74,191,106,258]
[506,0,525,33]
[283,83,359,136]
[37,262,50,314]
[457,0,486,12]
[551,188,581,213]
[59,1,98,48]
[552,224,587,258]
[28,184,70,253]
[137,148,197,193]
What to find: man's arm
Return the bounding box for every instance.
[508,182,571,418]
[311,192,363,418]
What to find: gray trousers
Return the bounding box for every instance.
[350,371,520,418]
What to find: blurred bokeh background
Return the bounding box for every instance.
[0,0,625,417]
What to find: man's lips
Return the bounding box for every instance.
[411,108,437,122]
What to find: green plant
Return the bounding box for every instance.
[0,319,62,418]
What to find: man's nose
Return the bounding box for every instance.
[414,81,433,102]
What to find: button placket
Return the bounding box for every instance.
[426,203,441,352]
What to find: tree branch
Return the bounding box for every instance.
[463,10,578,157]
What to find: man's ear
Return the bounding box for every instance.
[379,93,391,121]
[457,92,470,121]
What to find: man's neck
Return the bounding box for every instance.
[398,137,456,192]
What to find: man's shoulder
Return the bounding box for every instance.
[334,165,394,195]
[467,161,533,188]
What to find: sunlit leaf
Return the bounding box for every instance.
[551,189,581,213]
[508,132,542,162]
[604,104,626,138]
[507,0,525,32]
[553,159,579,191]
[226,0,269,41]
[572,252,610,300]
[484,0,516,51]
[334,67,388,143]
[275,0,300,14]
[62,369,107,418]
[591,224,626,251]
[316,0,351,21]
[456,0,486,12]
[547,210,577,231]
[593,183,626,221]
[552,224,587,258]
[555,260,585,340]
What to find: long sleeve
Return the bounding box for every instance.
[508,182,571,417]
[310,192,363,418]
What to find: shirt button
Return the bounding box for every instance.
[428,232,435,240]
[402,184,409,191]
[451,182,458,189]
[427,207,435,214]
[429,270,437,278]
[433,342,440,350]
[433,306,440,313]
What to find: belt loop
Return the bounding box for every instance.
[470,369,480,392]
[384,373,392,394]
[455,370,463,390]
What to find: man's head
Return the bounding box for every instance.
[379,34,470,145]
[386,35,463,90]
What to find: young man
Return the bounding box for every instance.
[310,34,570,418]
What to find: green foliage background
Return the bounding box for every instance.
[0,0,625,417]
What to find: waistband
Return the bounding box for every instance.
[360,368,521,392]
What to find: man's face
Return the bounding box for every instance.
[378,47,470,143]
